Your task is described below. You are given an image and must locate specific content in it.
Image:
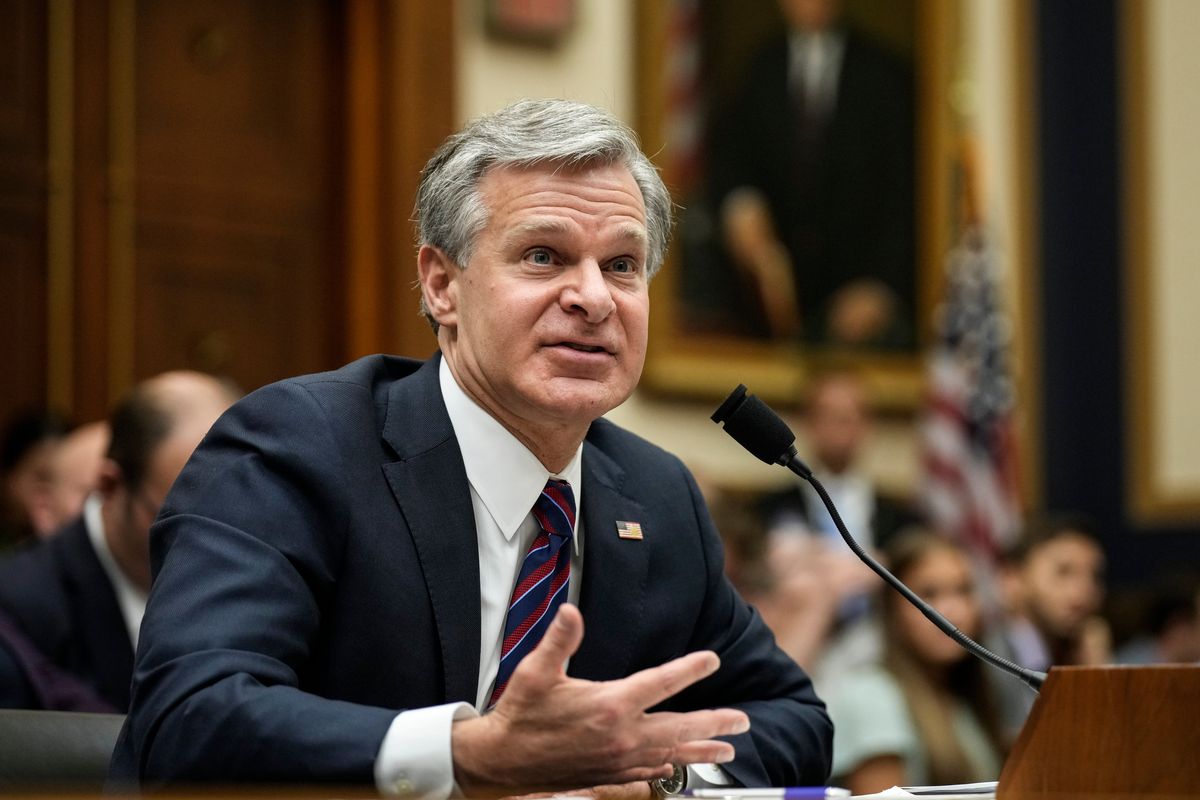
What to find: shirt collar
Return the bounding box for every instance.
[83,493,148,647]
[439,358,583,548]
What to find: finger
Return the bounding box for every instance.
[518,603,584,676]
[666,739,738,765]
[600,711,748,772]
[617,650,722,710]
[586,782,657,800]
[641,708,750,745]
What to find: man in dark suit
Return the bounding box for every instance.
[756,369,918,679]
[692,0,915,345]
[0,372,236,710]
[111,99,833,797]
[759,370,917,555]
[0,607,114,711]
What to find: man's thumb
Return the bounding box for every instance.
[528,603,584,670]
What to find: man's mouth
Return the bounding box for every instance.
[558,342,609,354]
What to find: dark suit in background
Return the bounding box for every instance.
[758,481,918,554]
[0,518,132,711]
[689,30,915,344]
[110,354,832,787]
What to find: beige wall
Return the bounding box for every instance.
[1128,0,1200,518]
[456,0,635,124]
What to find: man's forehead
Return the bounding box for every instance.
[504,217,647,244]
[479,160,641,200]
[481,162,647,238]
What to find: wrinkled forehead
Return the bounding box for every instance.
[477,160,647,229]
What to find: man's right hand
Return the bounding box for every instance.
[451,604,750,795]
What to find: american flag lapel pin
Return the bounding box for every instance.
[615,520,644,540]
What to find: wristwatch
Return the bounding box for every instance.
[649,764,687,798]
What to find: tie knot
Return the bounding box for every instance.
[534,479,576,540]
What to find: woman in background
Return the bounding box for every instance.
[826,529,1004,793]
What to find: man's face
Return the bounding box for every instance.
[430,162,650,437]
[779,0,842,32]
[1022,532,1105,642]
[806,377,867,474]
[895,545,980,667]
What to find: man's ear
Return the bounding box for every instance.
[418,245,460,330]
[96,458,125,502]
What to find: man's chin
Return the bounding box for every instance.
[532,379,635,422]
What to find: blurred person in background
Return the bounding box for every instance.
[0,606,114,711]
[825,530,1004,794]
[759,370,919,677]
[714,491,839,671]
[44,421,110,536]
[990,514,1108,742]
[1114,582,1200,665]
[0,371,237,710]
[0,410,72,547]
[760,370,917,557]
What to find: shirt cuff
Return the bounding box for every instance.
[687,763,735,788]
[375,702,478,799]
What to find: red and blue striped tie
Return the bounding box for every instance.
[488,478,576,708]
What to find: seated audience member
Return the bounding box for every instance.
[758,371,919,681]
[715,492,839,670]
[1114,583,1200,665]
[760,370,916,553]
[45,421,110,536]
[1,410,72,547]
[990,514,1108,742]
[825,531,1004,794]
[0,607,114,711]
[110,99,833,797]
[0,372,237,710]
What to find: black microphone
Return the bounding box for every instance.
[712,384,1045,693]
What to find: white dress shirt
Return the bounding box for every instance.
[83,493,148,649]
[375,360,730,798]
[375,359,583,798]
[788,29,846,122]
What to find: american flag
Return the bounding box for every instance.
[920,228,1022,561]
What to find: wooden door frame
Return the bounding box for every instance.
[46,0,455,420]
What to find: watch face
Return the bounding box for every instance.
[658,764,687,796]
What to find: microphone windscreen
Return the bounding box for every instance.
[711,385,796,464]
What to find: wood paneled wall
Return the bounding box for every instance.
[1,0,454,427]
[0,1,50,420]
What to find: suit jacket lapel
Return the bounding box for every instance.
[570,439,651,682]
[380,356,481,705]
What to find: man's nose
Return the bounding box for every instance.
[561,261,616,323]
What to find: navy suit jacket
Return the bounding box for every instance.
[110,355,832,787]
[0,517,132,711]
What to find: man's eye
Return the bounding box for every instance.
[527,249,553,265]
[610,258,637,274]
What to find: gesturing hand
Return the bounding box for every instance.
[451,604,750,795]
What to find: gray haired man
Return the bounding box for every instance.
[112,99,832,798]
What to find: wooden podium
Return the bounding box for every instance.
[997,665,1200,798]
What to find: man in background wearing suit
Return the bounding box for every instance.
[698,0,915,345]
[757,370,917,679]
[111,99,833,798]
[0,371,236,710]
[759,370,916,557]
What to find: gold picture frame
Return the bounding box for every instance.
[633,0,963,411]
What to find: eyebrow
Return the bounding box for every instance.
[502,220,648,254]
[504,220,572,243]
